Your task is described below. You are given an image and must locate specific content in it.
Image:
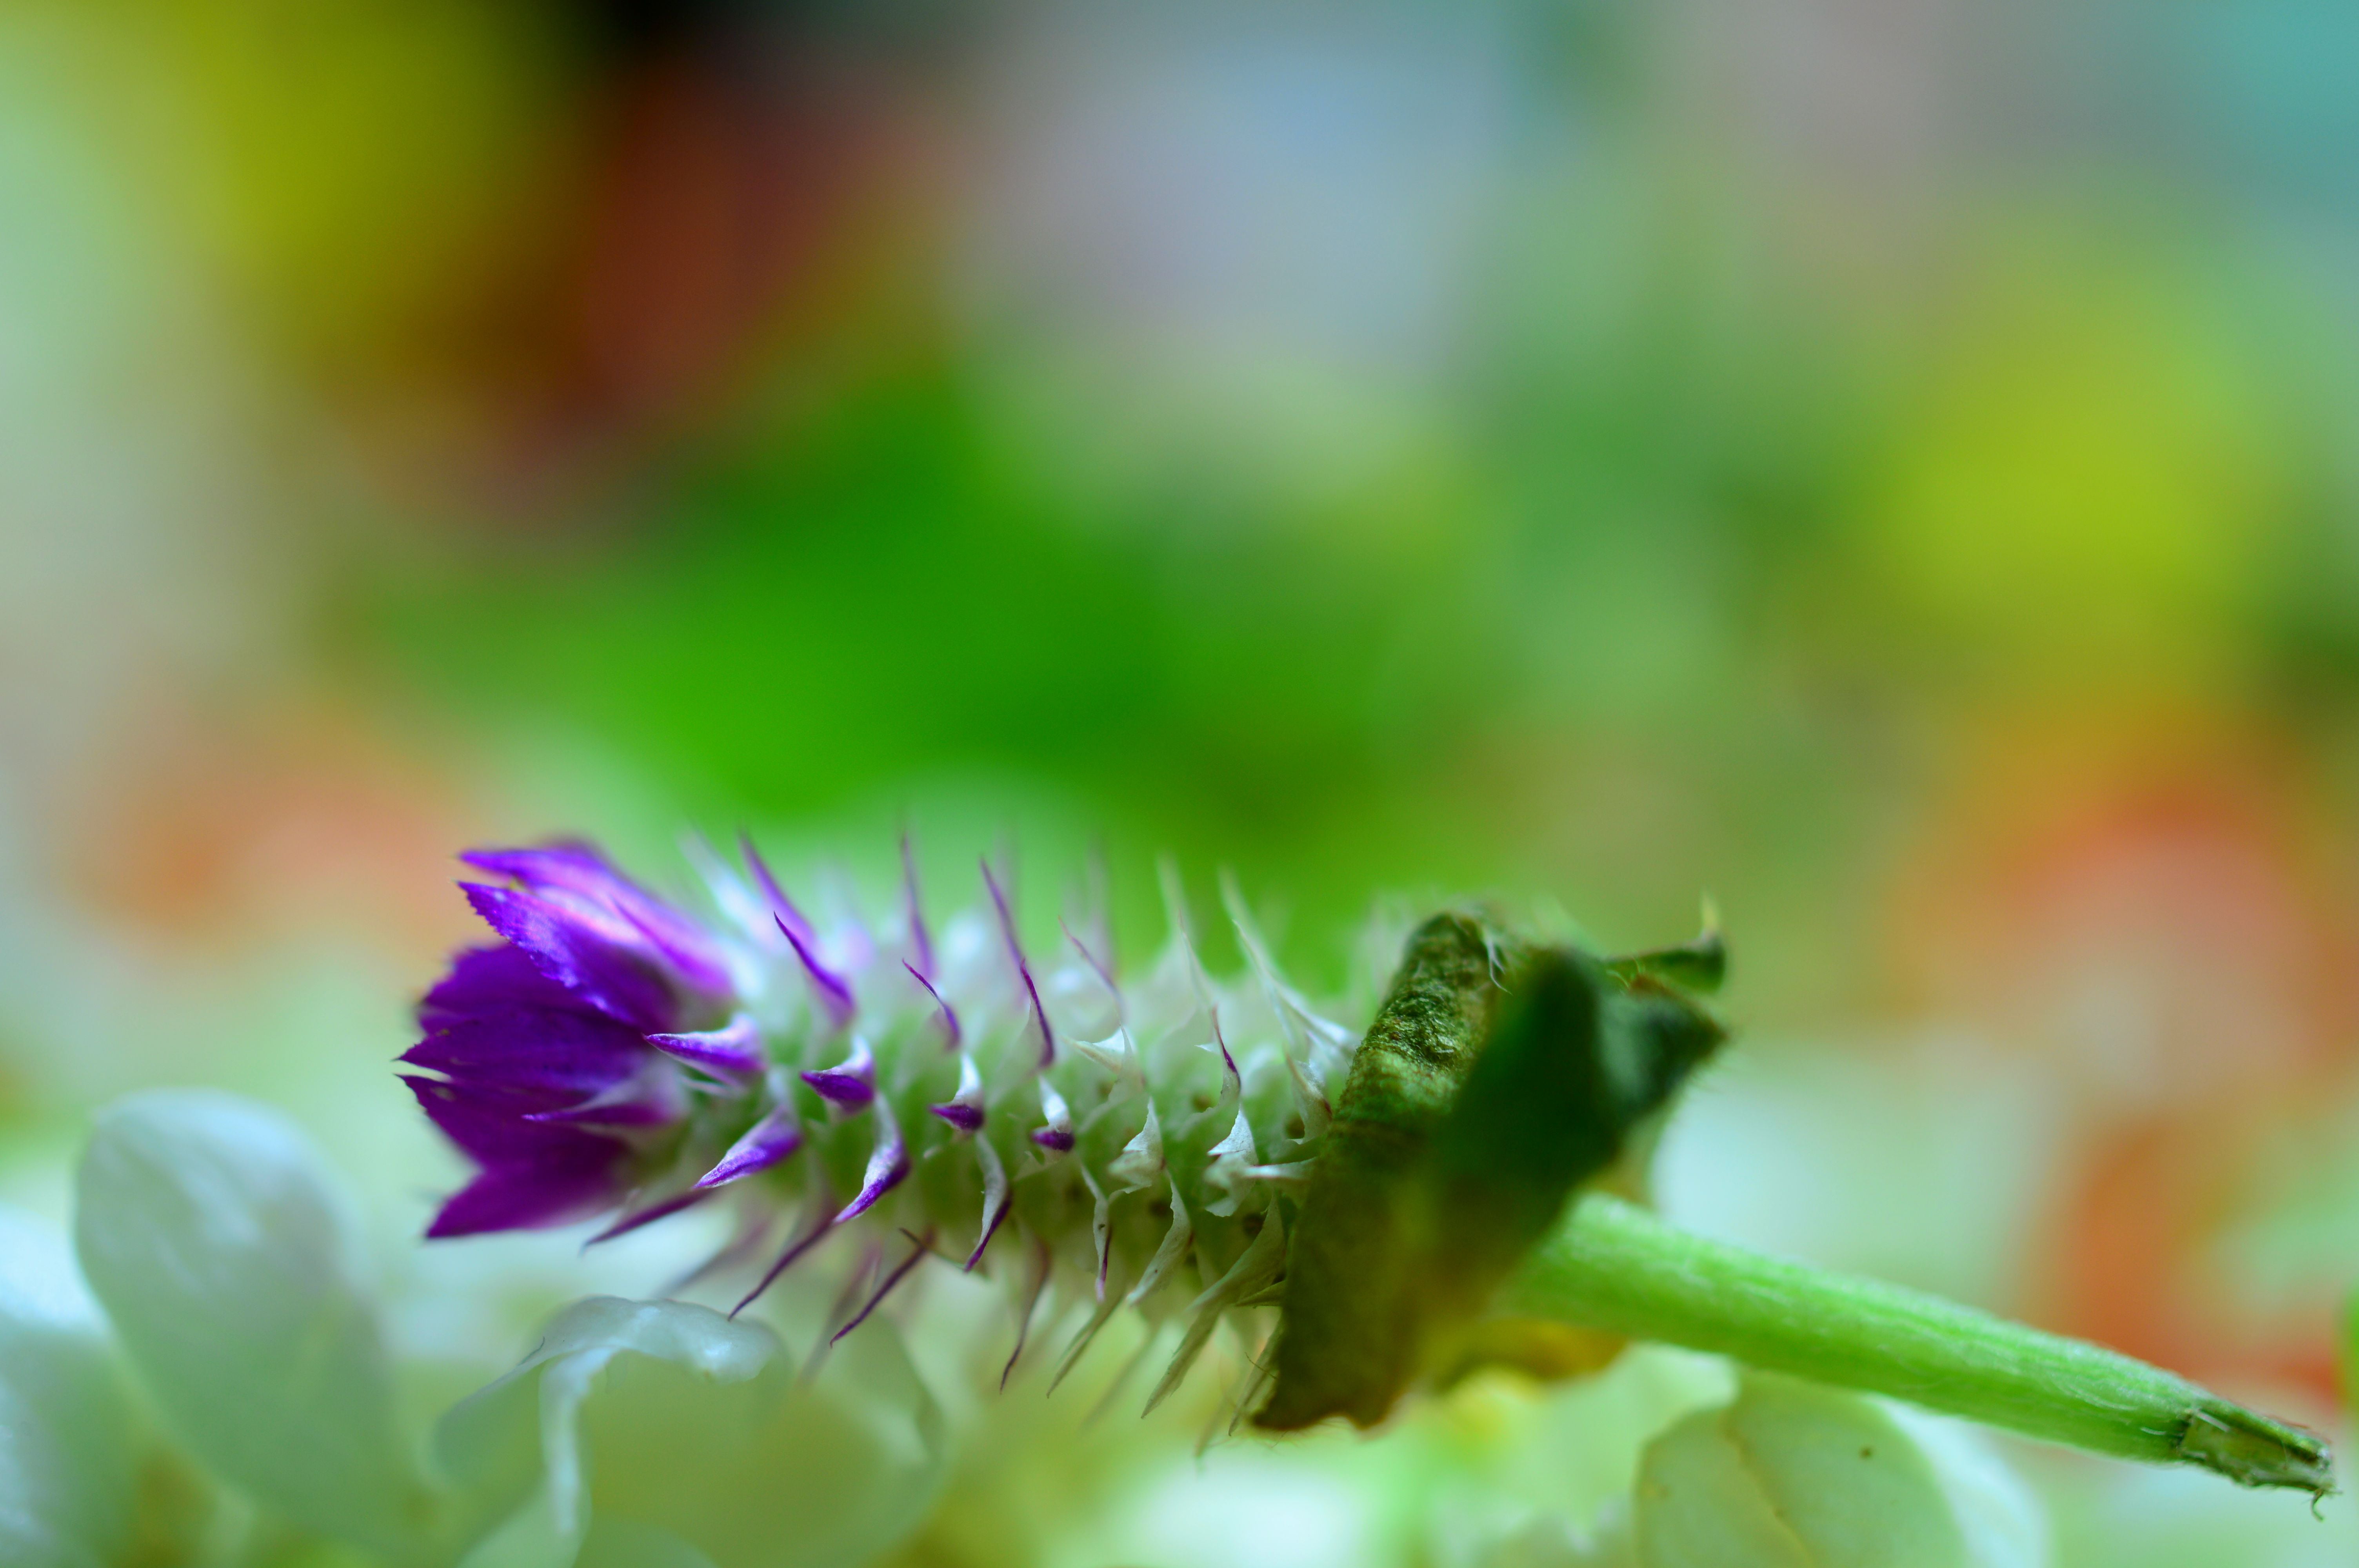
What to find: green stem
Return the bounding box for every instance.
[1501,1193,2334,1496]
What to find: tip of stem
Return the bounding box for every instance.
[2177,1401,2335,1498]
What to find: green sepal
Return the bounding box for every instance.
[1257,912,1726,1430]
[1256,912,1505,1430]
[1432,951,1722,1283]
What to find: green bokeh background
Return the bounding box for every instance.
[5,2,2359,1563]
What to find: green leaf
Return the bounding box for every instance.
[72,1089,432,1561]
[1634,1373,2045,1568]
[0,1208,139,1568]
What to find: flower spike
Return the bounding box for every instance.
[403,836,2336,1499]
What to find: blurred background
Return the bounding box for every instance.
[5,0,2359,1563]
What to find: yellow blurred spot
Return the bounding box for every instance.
[1866,240,2280,697]
[42,0,568,369]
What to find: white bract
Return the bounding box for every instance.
[1634,1373,2046,1568]
[0,1208,137,1568]
[73,1089,434,1561]
[50,1086,944,1566]
[444,1297,774,1568]
[444,1294,945,1568]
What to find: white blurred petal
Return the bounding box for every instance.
[1635,1373,2046,1568]
[71,1089,427,1559]
[0,1207,136,1568]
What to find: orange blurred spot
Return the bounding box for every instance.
[58,694,479,964]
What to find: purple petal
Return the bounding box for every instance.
[422,1142,629,1238]
[697,1106,804,1188]
[983,860,1055,1068]
[902,837,936,980]
[459,841,615,884]
[462,842,733,997]
[523,1102,678,1129]
[1030,1127,1076,1153]
[405,1074,632,1166]
[523,1061,686,1128]
[401,1010,648,1104]
[930,1101,984,1134]
[586,1186,714,1245]
[740,834,816,946]
[463,882,678,1030]
[647,1015,765,1077]
[801,1038,876,1107]
[420,944,594,1029]
[778,917,856,1029]
[903,962,961,1052]
[834,1105,909,1223]
[831,1229,934,1343]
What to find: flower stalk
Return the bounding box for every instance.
[1501,1191,2335,1497]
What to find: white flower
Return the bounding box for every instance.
[1632,1373,2046,1568]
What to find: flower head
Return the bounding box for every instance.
[401,842,735,1236]
[404,834,1367,1403]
